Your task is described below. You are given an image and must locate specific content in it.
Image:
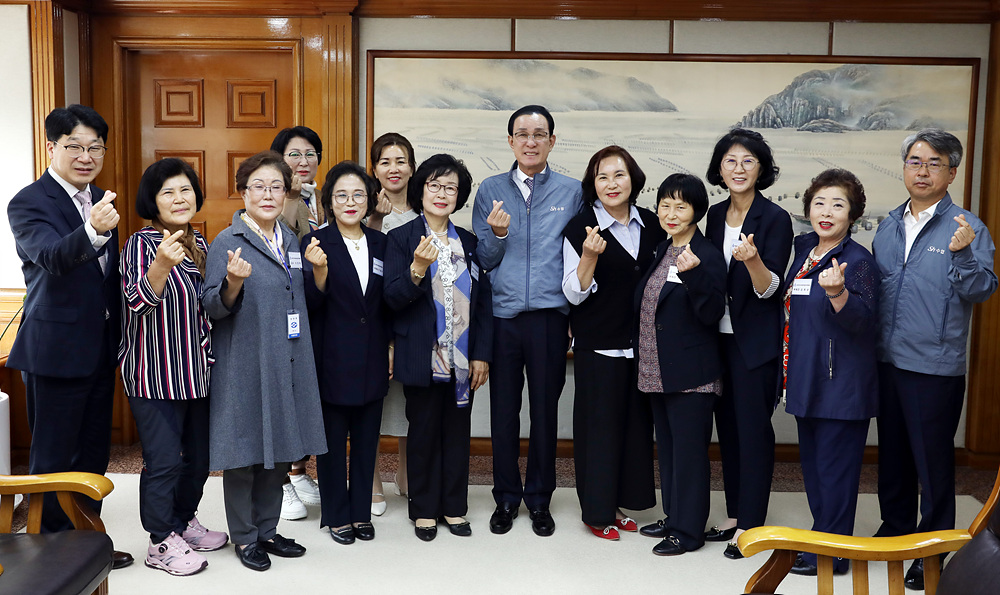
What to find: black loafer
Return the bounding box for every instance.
[652,535,687,556]
[640,518,669,538]
[441,517,472,537]
[489,502,519,534]
[353,522,375,541]
[529,508,555,537]
[236,542,271,571]
[415,525,437,541]
[904,558,924,591]
[112,550,134,570]
[329,526,356,545]
[704,526,738,542]
[724,542,744,559]
[790,553,818,576]
[260,533,306,557]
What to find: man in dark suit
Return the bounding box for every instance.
[7,104,132,568]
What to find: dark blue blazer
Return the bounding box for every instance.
[6,171,121,377]
[303,225,391,406]
[634,230,727,394]
[705,191,793,370]
[384,217,493,387]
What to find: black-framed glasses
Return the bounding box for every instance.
[333,191,368,204]
[904,159,949,174]
[56,143,107,158]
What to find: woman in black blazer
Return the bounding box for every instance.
[384,154,493,542]
[703,129,793,558]
[635,174,727,556]
[303,161,391,546]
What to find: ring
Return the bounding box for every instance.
[821,271,828,277]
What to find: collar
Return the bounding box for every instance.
[513,164,548,186]
[594,201,643,231]
[903,199,939,222]
[47,167,88,199]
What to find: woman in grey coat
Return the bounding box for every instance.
[202,151,327,572]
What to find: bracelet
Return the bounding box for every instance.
[410,266,425,279]
[826,287,846,299]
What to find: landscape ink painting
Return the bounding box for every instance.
[369,54,977,245]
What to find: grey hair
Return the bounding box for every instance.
[900,128,963,168]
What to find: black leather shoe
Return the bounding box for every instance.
[905,558,924,590]
[236,543,271,571]
[440,517,472,537]
[328,526,356,545]
[640,518,669,538]
[790,554,818,576]
[652,535,687,556]
[111,550,134,570]
[353,522,375,541]
[724,542,744,559]
[489,502,518,534]
[704,525,738,542]
[529,509,555,537]
[415,525,437,541]
[260,534,306,557]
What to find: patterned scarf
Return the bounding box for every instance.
[424,215,472,407]
[781,253,821,387]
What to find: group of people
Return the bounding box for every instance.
[7,102,996,591]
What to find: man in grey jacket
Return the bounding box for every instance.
[871,128,997,590]
[472,105,582,537]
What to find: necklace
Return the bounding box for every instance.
[392,205,410,215]
[343,233,364,251]
[432,229,448,238]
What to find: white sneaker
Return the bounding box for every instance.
[280,482,307,520]
[290,473,321,506]
[145,532,207,576]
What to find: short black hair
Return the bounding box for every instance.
[270,126,323,164]
[135,158,204,220]
[580,145,646,207]
[705,128,779,191]
[319,160,379,221]
[406,154,473,213]
[45,104,108,143]
[235,151,292,193]
[802,168,867,224]
[507,105,555,136]
[369,132,416,191]
[657,173,710,225]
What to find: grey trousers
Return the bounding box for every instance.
[222,462,291,545]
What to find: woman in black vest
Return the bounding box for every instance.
[561,146,662,540]
[635,174,727,555]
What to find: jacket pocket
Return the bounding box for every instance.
[33,305,77,323]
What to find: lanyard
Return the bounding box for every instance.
[241,213,295,298]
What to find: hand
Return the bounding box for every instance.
[470,360,489,391]
[287,172,302,201]
[581,226,606,258]
[303,237,327,269]
[411,235,439,277]
[154,229,186,268]
[676,244,701,272]
[731,233,758,262]
[818,257,847,294]
[375,190,392,216]
[950,214,976,252]
[89,191,120,234]
[486,200,510,238]
[226,247,252,281]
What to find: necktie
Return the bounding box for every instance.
[524,177,534,211]
[75,188,107,273]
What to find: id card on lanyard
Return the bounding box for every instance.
[242,213,300,339]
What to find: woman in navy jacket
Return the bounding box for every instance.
[783,169,879,576]
[384,154,493,541]
[704,129,793,557]
[303,161,391,546]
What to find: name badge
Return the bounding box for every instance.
[288,252,302,269]
[287,310,300,339]
[666,265,682,284]
[792,278,812,296]
[372,258,384,276]
[471,262,480,281]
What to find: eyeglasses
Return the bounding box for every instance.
[722,157,758,171]
[904,159,950,174]
[247,183,286,196]
[285,151,320,162]
[333,191,368,204]
[512,132,550,144]
[425,181,459,196]
[56,143,107,158]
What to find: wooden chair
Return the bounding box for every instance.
[0,472,115,595]
[737,466,1000,595]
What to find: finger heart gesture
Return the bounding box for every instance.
[817,257,847,293]
[303,236,327,268]
[155,229,187,268]
[676,244,701,272]
[732,233,758,262]
[582,226,606,258]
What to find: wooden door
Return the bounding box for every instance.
[124,49,296,240]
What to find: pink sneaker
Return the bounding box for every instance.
[145,533,208,576]
[182,516,229,551]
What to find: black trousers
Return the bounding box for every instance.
[22,343,115,533]
[573,351,655,526]
[130,396,211,543]
[315,399,383,528]
[222,463,290,546]
[714,334,779,529]
[875,363,965,536]
[489,309,568,510]
[405,380,472,520]
[650,390,716,550]
[796,416,868,570]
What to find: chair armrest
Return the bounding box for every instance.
[0,473,113,501]
[738,526,972,561]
